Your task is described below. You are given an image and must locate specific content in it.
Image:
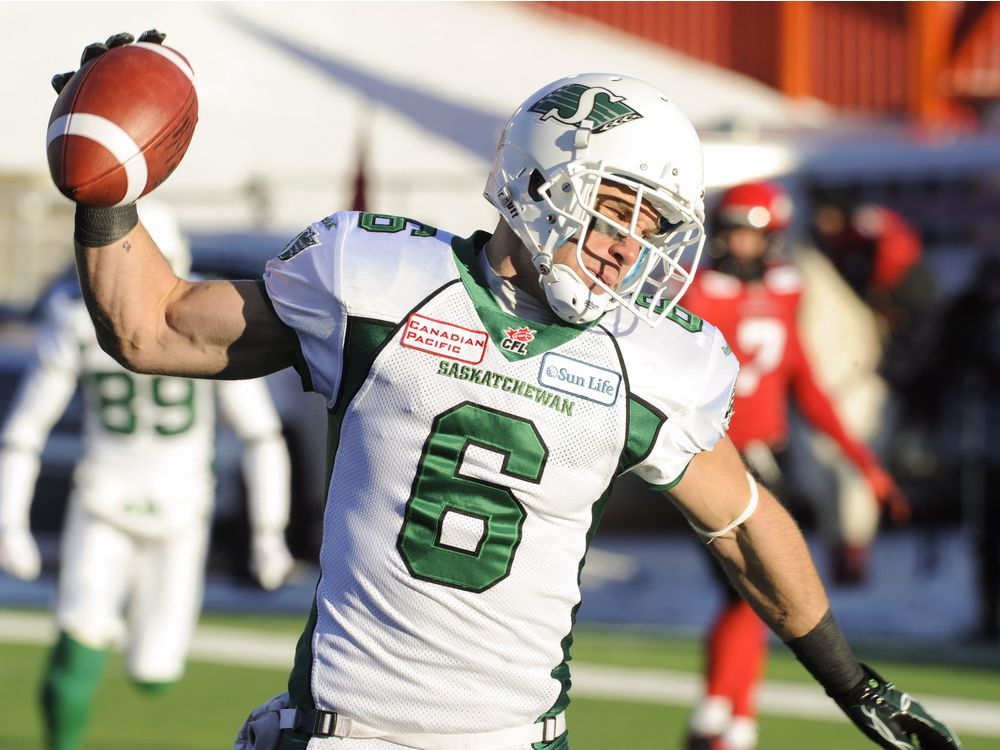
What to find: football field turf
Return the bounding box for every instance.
[2,609,998,749]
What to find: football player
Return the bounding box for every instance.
[681,181,909,750]
[53,33,959,750]
[0,200,295,750]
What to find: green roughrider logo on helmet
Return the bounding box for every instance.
[529,84,642,133]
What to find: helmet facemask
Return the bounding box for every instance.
[486,74,707,327]
[529,165,704,326]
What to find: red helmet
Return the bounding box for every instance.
[714,181,793,232]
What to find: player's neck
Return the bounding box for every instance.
[484,221,547,306]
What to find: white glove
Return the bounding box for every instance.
[234,691,289,750]
[250,529,293,591]
[0,526,41,581]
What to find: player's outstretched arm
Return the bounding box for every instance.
[668,439,961,749]
[52,31,296,379]
[75,218,296,379]
[0,303,82,580]
[670,437,831,638]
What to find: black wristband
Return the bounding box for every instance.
[785,609,865,701]
[74,204,139,247]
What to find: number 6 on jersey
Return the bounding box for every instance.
[397,403,548,593]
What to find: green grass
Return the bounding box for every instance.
[2,612,997,750]
[571,627,1000,702]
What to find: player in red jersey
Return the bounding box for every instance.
[681,181,908,750]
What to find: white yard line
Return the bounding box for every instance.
[2,610,998,737]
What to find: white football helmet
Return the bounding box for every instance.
[138,199,191,277]
[485,73,706,326]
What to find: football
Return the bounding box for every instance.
[46,42,198,207]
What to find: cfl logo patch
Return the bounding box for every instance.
[501,326,536,355]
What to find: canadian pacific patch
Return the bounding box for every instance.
[402,313,488,365]
[538,352,621,406]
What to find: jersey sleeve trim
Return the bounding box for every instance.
[618,394,668,474]
[648,461,690,491]
[288,598,320,711]
[330,316,398,413]
[624,322,738,488]
[256,279,314,393]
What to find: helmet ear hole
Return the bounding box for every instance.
[527,170,548,202]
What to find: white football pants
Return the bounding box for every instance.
[55,501,210,682]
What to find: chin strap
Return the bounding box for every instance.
[687,472,760,544]
[533,228,604,324]
[541,264,608,324]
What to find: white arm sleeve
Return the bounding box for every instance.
[632,326,739,488]
[0,309,81,529]
[216,378,291,531]
[262,216,349,403]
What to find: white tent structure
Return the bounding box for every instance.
[1,1,997,305]
[3,1,825,236]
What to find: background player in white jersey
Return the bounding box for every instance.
[0,200,295,750]
[52,33,959,750]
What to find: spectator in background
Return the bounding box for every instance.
[798,194,937,582]
[681,181,908,750]
[917,254,1000,640]
[0,201,295,750]
[809,194,938,400]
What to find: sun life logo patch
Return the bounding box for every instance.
[538,352,621,406]
[500,326,536,356]
[529,83,642,133]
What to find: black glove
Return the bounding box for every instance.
[836,664,961,749]
[51,29,166,94]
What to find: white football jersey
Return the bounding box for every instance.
[264,211,738,736]
[0,291,282,537]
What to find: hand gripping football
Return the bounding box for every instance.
[46,40,198,207]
